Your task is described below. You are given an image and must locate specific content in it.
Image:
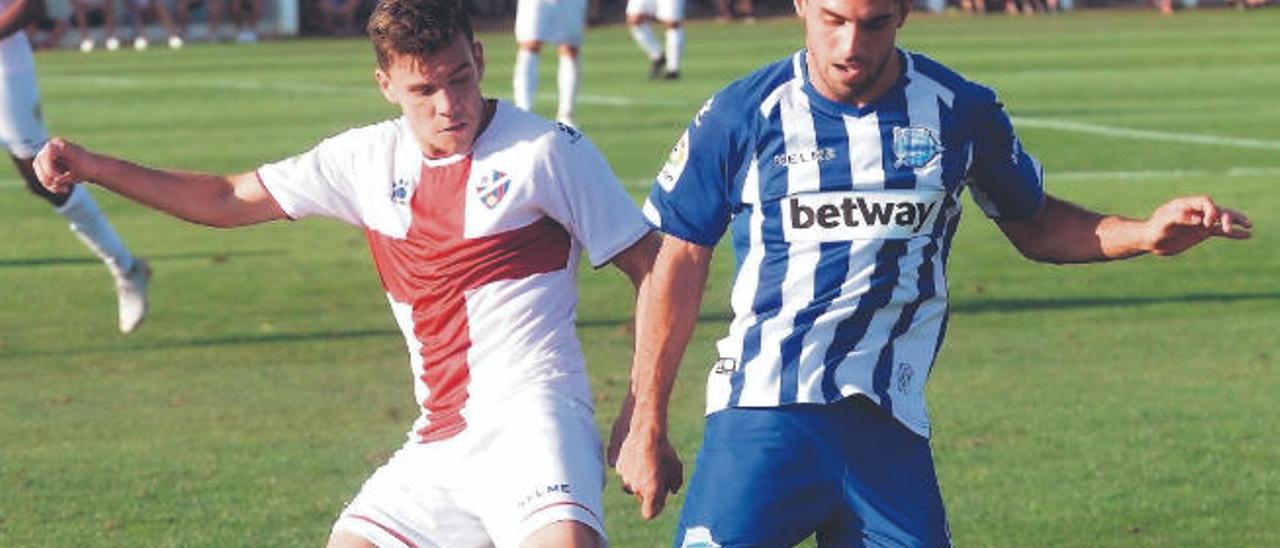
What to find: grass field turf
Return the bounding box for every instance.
[1,7,1278,546]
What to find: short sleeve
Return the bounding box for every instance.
[537,124,652,268]
[964,89,1045,221]
[642,93,746,247]
[256,132,364,227]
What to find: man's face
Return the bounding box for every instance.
[375,36,487,158]
[797,0,909,105]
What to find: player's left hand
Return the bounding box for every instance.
[608,393,684,520]
[1144,196,1251,256]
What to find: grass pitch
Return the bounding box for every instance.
[2,7,1278,547]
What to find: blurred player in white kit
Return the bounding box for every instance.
[626,0,685,79]
[513,0,587,127]
[1,0,150,334]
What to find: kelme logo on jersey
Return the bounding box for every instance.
[657,130,690,192]
[892,126,944,169]
[390,178,410,205]
[476,169,511,209]
[782,190,944,242]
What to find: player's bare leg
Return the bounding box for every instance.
[660,19,682,79]
[325,529,376,548]
[522,520,603,548]
[627,14,665,79]
[14,155,149,333]
[556,43,580,127]
[514,40,542,112]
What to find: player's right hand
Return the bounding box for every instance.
[34,137,90,195]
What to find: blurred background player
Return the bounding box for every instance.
[175,0,226,42]
[626,0,684,79]
[0,0,150,333]
[513,0,586,127]
[124,0,184,49]
[317,0,363,36]
[229,0,262,42]
[71,0,121,51]
[712,0,754,23]
[25,9,68,49]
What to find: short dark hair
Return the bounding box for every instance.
[367,0,474,70]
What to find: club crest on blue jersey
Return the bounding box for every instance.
[476,169,512,209]
[892,126,944,169]
[390,179,410,205]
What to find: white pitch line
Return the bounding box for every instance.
[1012,117,1280,151]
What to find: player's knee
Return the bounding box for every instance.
[519,41,543,53]
[521,520,603,548]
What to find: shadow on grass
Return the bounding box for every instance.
[576,291,1280,328]
[952,291,1280,315]
[1,328,400,360]
[0,250,285,269]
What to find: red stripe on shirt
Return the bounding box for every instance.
[365,158,571,442]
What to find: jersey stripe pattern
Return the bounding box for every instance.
[257,103,651,444]
[643,50,1044,437]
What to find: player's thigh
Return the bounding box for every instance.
[468,389,607,548]
[521,519,602,548]
[675,406,844,548]
[656,0,686,22]
[330,444,491,548]
[830,396,951,548]
[625,0,657,18]
[515,0,585,47]
[0,72,48,160]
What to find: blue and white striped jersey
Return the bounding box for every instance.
[643,49,1044,437]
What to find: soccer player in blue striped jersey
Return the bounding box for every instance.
[608,0,1253,545]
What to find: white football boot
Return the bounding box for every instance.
[115,258,151,334]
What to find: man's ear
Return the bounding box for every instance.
[794,0,806,16]
[472,40,486,81]
[375,67,397,104]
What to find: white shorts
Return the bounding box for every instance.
[0,71,48,159]
[332,385,607,547]
[626,0,685,22]
[515,0,587,46]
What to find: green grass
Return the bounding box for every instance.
[2,8,1278,546]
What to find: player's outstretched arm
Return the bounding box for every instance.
[997,193,1251,264]
[609,233,711,520]
[35,137,286,228]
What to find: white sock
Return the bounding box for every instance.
[513,49,538,111]
[665,27,684,72]
[557,54,579,122]
[629,24,663,60]
[56,185,135,277]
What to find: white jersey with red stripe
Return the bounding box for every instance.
[258,101,650,444]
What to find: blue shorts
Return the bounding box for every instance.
[674,396,950,547]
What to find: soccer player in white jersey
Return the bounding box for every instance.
[626,0,685,79]
[513,0,586,126]
[35,0,657,546]
[610,0,1253,545]
[0,0,150,333]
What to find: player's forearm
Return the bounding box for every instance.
[628,237,711,435]
[1002,195,1148,264]
[82,152,258,228]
